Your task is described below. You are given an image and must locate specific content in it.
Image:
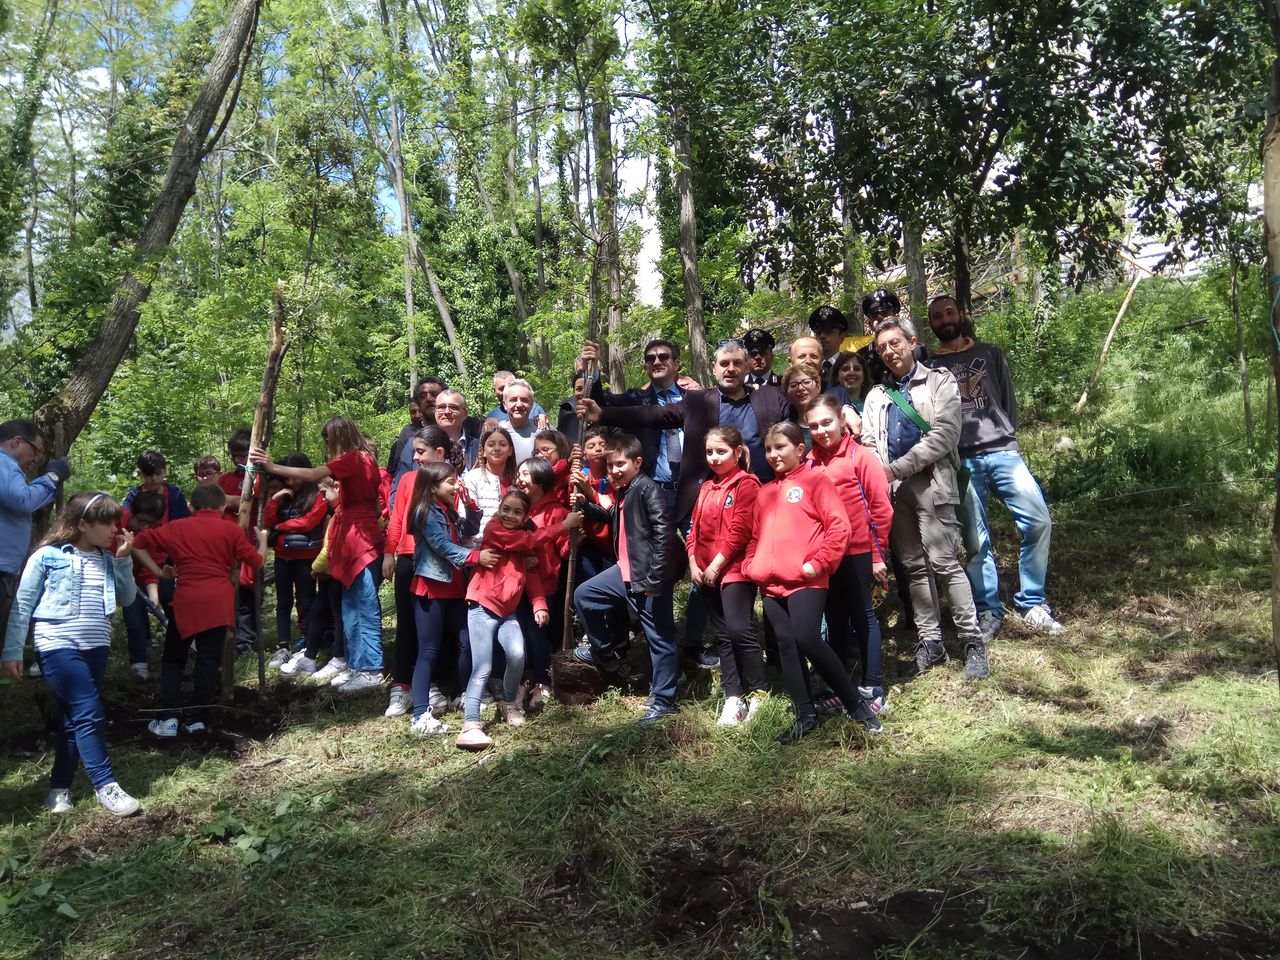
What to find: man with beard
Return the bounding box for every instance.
[926,295,1063,643]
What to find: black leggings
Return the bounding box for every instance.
[704,581,766,697]
[391,555,417,686]
[825,552,884,687]
[763,588,861,723]
[162,625,224,723]
[304,578,344,660]
[274,556,316,650]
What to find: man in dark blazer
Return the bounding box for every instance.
[579,339,793,527]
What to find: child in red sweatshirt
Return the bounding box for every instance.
[133,482,267,737]
[742,422,875,745]
[688,425,764,727]
[457,488,573,750]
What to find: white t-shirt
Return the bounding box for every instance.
[501,420,538,464]
[462,466,505,546]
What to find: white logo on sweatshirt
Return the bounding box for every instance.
[785,486,803,503]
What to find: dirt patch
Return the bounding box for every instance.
[642,834,763,950]
[41,808,195,867]
[789,891,1278,960]
[550,650,648,706]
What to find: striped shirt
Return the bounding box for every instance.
[462,467,505,546]
[32,550,115,653]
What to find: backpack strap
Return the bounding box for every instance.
[883,385,931,434]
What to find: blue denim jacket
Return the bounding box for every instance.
[411,502,475,583]
[3,544,137,661]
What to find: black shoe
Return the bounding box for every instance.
[636,705,677,726]
[814,691,844,716]
[914,641,949,675]
[849,700,883,733]
[777,715,822,746]
[696,651,720,669]
[964,640,991,680]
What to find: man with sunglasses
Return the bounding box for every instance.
[743,328,782,388]
[0,419,70,626]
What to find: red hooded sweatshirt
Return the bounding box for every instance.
[806,433,893,560]
[687,466,760,586]
[742,466,850,598]
[528,495,569,583]
[466,522,558,618]
[383,471,418,557]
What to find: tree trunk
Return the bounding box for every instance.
[1231,255,1254,441]
[840,197,863,328]
[952,208,973,318]
[33,0,261,454]
[531,103,551,371]
[903,220,928,337]
[673,107,708,387]
[1261,40,1280,694]
[592,85,624,390]
[24,155,38,314]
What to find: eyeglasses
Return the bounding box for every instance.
[435,403,463,412]
[17,436,45,457]
[716,338,746,351]
[787,378,817,390]
[644,352,673,364]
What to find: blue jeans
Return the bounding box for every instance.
[465,604,525,722]
[122,580,174,665]
[574,565,678,710]
[341,561,383,672]
[961,450,1052,616]
[411,596,470,721]
[36,646,114,789]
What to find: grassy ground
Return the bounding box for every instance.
[1,490,1277,959]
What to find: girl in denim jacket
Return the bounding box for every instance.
[404,462,487,737]
[2,492,141,817]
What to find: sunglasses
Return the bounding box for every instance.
[644,352,673,364]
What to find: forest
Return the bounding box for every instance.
[1,0,1279,958]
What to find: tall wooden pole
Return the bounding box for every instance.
[560,357,597,656]
[233,281,287,695]
[1073,273,1141,417]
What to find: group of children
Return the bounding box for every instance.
[7,389,899,817]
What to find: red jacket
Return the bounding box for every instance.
[528,495,569,584]
[383,472,418,557]
[806,433,893,560]
[550,458,572,510]
[583,463,615,556]
[466,522,556,617]
[742,466,850,598]
[687,467,760,586]
[134,509,263,638]
[263,493,329,561]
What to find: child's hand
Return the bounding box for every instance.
[2,661,21,680]
[562,511,583,530]
[146,583,160,605]
[801,562,817,579]
[114,529,135,558]
[871,560,888,586]
[570,469,590,494]
[256,529,270,551]
[248,446,271,467]
[534,610,550,627]
[569,443,583,464]
[381,555,395,580]
[689,561,704,587]
[478,549,501,569]
[159,564,177,580]
[535,413,550,430]
[272,488,293,501]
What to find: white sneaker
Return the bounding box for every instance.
[45,788,72,814]
[409,712,451,736]
[385,686,412,717]
[147,718,178,739]
[268,647,292,669]
[95,782,140,817]
[26,662,41,677]
[337,670,382,694]
[716,696,747,727]
[312,657,347,684]
[130,662,149,680]
[447,696,463,715]
[183,721,208,735]
[1016,604,1065,635]
[428,684,449,716]
[745,691,769,723]
[281,653,316,676]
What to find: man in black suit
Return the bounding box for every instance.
[579,339,793,528]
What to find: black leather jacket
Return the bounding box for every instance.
[583,472,678,593]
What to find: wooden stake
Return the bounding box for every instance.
[559,358,595,655]
[230,280,287,697]
[1073,274,1141,416]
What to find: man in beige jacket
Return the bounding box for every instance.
[861,317,989,679]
